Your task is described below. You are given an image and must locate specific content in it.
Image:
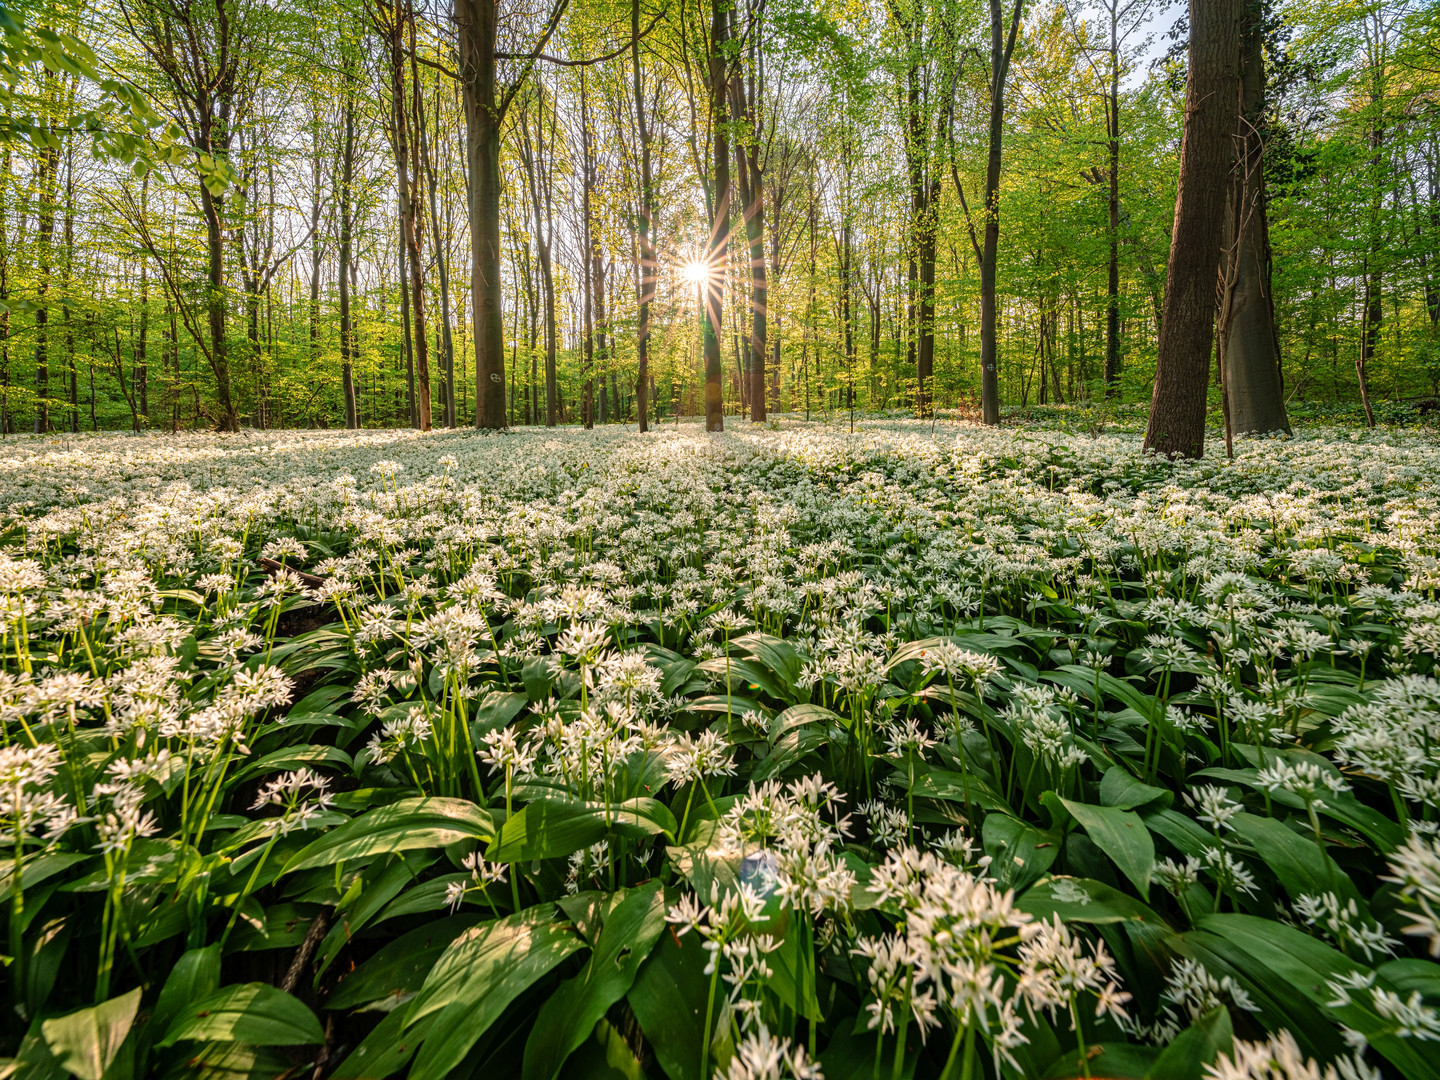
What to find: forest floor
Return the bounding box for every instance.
[3,417,1438,1080]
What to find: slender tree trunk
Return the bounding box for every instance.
[631,0,653,431]
[199,183,236,430]
[979,0,1023,426]
[339,82,359,430]
[1144,0,1243,457]
[33,137,57,434]
[703,0,729,431]
[1105,15,1121,396]
[0,146,10,435]
[420,70,456,428]
[63,150,75,434]
[729,27,766,423]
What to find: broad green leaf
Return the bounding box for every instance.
[522,882,667,1080]
[232,744,351,784]
[1099,767,1172,811]
[470,690,529,739]
[1227,813,1364,906]
[326,913,481,1011]
[1040,1043,1158,1079]
[565,1018,647,1080]
[733,632,802,696]
[983,814,1059,891]
[330,1007,433,1080]
[41,988,140,1080]
[405,905,585,1080]
[487,797,673,863]
[1196,915,1440,1080]
[1144,1007,1232,1080]
[153,945,220,1035]
[1019,876,1170,927]
[284,797,494,872]
[157,983,324,1047]
[768,703,843,744]
[627,929,712,1080]
[315,854,436,979]
[0,852,89,905]
[1058,797,1155,896]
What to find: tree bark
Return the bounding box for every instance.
[1105,8,1121,396]
[33,133,57,434]
[632,0,652,431]
[703,0,729,432]
[339,75,359,430]
[457,0,507,429]
[1143,0,1242,458]
[1219,19,1290,436]
[979,0,1023,426]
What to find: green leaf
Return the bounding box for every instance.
[470,690,529,739]
[157,983,324,1047]
[565,1018,648,1080]
[1040,1043,1158,1079]
[330,1007,433,1080]
[768,703,843,744]
[1144,1007,1232,1080]
[627,929,712,1080]
[487,798,673,863]
[41,988,141,1080]
[1099,767,1172,811]
[404,905,585,1080]
[1227,813,1363,906]
[1019,876,1170,927]
[232,744,351,785]
[1058,797,1155,896]
[284,797,493,872]
[1195,915,1440,1080]
[326,913,481,1012]
[983,814,1059,891]
[153,945,220,1036]
[522,882,667,1080]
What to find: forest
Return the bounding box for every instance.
[1,0,1438,437]
[3,3,1440,1080]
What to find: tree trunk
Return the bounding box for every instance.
[420,69,456,428]
[702,0,729,431]
[1219,20,1290,436]
[339,80,359,430]
[728,27,766,423]
[632,0,652,431]
[1105,14,1121,396]
[32,137,57,434]
[979,0,1023,427]
[1143,0,1242,458]
[457,0,507,429]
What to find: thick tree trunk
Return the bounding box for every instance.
[457,0,507,429]
[1219,20,1290,437]
[1143,0,1242,458]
